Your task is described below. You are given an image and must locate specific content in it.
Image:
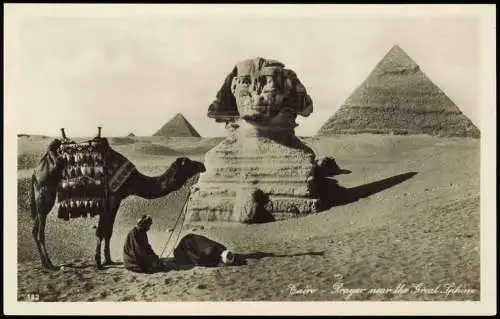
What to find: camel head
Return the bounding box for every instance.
[175,156,206,174]
[164,157,206,190]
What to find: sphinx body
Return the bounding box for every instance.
[185,58,321,223]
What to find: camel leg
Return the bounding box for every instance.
[30,178,51,269]
[103,202,120,265]
[31,215,49,268]
[38,213,59,270]
[95,216,104,269]
[103,235,121,266]
[103,238,112,265]
[95,237,104,269]
[103,229,116,265]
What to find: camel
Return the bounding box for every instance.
[29,128,206,270]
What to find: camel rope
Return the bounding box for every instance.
[159,176,198,258]
[162,196,192,259]
[159,191,190,258]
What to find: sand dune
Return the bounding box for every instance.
[132,142,181,156]
[17,136,222,171]
[17,135,480,301]
[110,137,137,145]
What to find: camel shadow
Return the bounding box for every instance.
[101,261,125,269]
[60,261,125,270]
[63,260,193,273]
[316,171,418,212]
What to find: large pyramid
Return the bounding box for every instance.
[317,45,480,138]
[153,113,201,137]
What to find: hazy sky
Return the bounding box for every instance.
[7,5,487,137]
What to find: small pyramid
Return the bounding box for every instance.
[317,45,480,138]
[128,132,135,137]
[153,113,201,137]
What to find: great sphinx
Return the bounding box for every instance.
[185,57,343,223]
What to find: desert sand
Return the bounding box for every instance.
[16,134,480,301]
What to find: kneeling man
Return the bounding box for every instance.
[123,215,161,273]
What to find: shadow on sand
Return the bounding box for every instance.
[57,251,325,274]
[316,171,418,211]
[59,261,125,270]
[149,250,326,272]
[232,250,325,266]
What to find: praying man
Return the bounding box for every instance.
[123,215,161,273]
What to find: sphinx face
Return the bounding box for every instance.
[208,57,313,127]
[230,59,303,124]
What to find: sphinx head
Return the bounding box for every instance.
[208,57,313,127]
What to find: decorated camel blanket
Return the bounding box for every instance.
[53,138,136,220]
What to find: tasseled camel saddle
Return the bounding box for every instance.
[52,127,136,220]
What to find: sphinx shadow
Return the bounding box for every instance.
[316,171,418,212]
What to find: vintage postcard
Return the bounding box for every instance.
[3,3,496,316]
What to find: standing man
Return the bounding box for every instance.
[123,215,161,273]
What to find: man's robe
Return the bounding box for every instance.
[123,226,159,272]
[173,234,228,267]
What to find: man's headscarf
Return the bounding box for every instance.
[137,215,153,229]
[221,250,235,264]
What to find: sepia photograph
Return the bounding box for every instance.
[3,3,496,316]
